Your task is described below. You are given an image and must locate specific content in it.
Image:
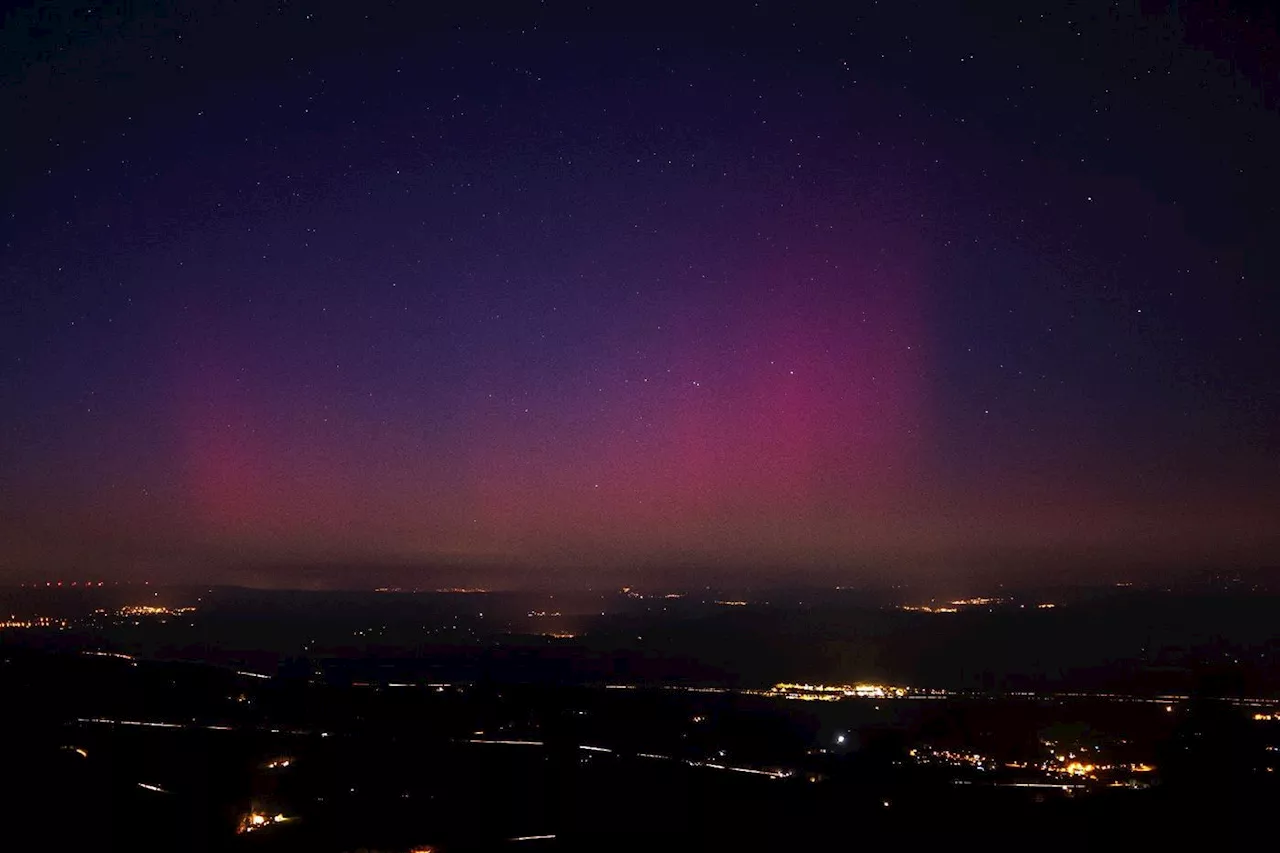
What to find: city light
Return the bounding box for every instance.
[899,597,1014,613]
[0,616,69,629]
[118,604,197,617]
[909,746,992,770]
[237,812,291,834]
[769,682,919,700]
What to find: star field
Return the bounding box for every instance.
[1,1,1277,585]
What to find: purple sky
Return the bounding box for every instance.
[2,2,1278,586]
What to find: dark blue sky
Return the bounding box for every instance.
[2,1,1277,586]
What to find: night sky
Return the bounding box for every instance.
[3,1,1278,587]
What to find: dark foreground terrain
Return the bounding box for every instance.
[4,645,1279,851]
[4,581,1280,849]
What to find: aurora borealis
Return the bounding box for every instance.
[2,2,1278,586]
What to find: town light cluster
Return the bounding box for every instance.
[769,682,918,700]
[237,812,291,834]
